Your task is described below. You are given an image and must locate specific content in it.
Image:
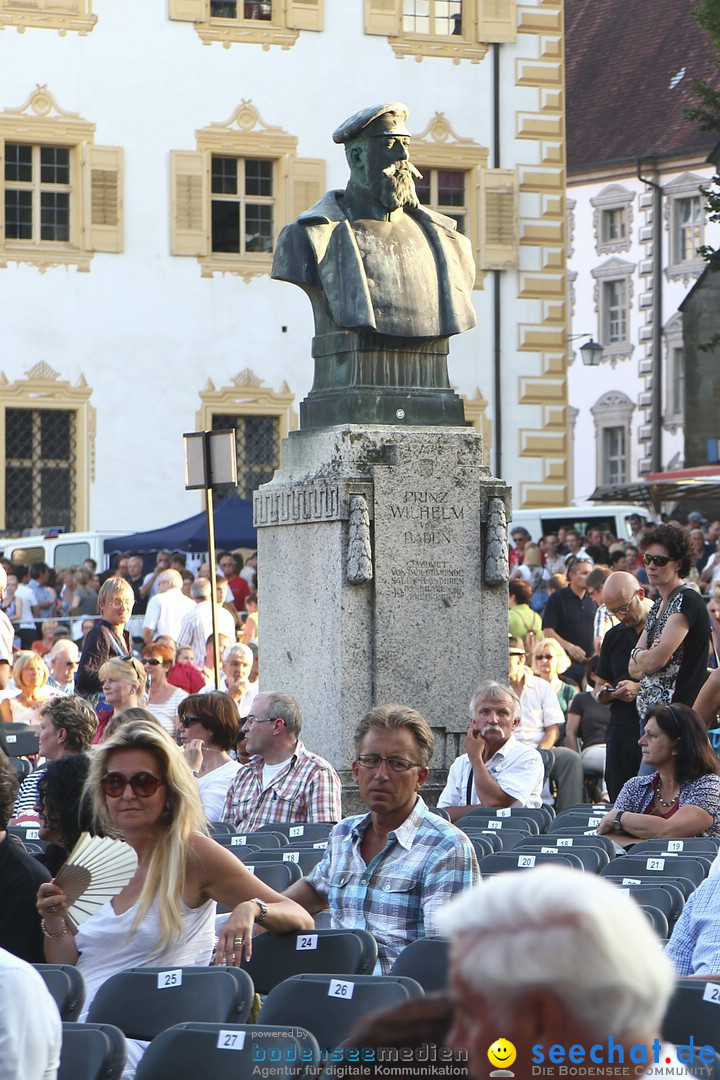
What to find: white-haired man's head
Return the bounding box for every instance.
[439,866,674,1063]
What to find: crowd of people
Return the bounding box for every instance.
[2,516,720,1078]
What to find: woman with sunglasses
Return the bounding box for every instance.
[36,719,313,1077]
[629,523,711,722]
[177,692,242,820]
[94,657,147,743]
[597,703,720,847]
[530,637,577,731]
[140,642,187,737]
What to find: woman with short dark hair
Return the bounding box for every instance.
[597,703,720,846]
[177,692,243,819]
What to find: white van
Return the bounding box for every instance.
[508,504,652,544]
[0,530,128,571]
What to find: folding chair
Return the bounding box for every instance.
[215,831,287,850]
[460,813,541,836]
[428,806,451,820]
[475,825,538,850]
[512,838,602,872]
[241,848,324,875]
[599,855,707,892]
[35,964,87,1021]
[460,827,502,852]
[603,878,686,923]
[662,978,720,1049]
[254,823,334,843]
[512,833,613,870]
[85,967,251,1040]
[9,756,32,778]
[389,937,450,993]
[1,724,39,757]
[462,806,553,832]
[208,821,237,836]
[478,850,584,876]
[134,1023,320,1080]
[629,838,720,860]
[639,904,669,938]
[549,810,608,833]
[243,860,302,888]
[467,835,495,860]
[258,973,424,1051]
[242,929,370,995]
[59,1022,127,1080]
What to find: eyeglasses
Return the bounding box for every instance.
[245,715,277,725]
[509,650,526,657]
[142,657,162,666]
[355,754,422,773]
[607,591,639,616]
[534,654,553,660]
[643,553,673,567]
[100,771,165,798]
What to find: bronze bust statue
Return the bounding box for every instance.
[272,103,477,428]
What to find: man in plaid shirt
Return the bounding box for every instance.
[220,692,342,831]
[284,704,480,972]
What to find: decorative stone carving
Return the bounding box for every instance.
[346,495,373,584]
[484,498,509,585]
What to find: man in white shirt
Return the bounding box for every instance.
[437,680,544,818]
[508,636,585,811]
[177,577,236,666]
[0,947,62,1080]
[142,569,195,644]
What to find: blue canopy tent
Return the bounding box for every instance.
[103,496,256,555]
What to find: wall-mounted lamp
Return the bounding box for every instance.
[569,333,604,367]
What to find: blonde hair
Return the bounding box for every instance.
[523,543,543,569]
[84,719,207,953]
[13,650,48,689]
[530,636,571,676]
[98,656,147,698]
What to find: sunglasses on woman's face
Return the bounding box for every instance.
[142,658,162,666]
[643,553,672,567]
[100,771,165,798]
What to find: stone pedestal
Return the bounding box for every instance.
[253,426,510,793]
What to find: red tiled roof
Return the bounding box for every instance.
[566,0,720,173]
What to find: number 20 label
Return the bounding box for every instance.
[703,983,720,1005]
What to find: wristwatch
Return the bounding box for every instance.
[250,897,268,924]
[611,811,625,833]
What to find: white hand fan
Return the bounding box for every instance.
[54,833,138,930]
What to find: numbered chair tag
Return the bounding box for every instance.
[587,817,602,826]
[246,866,256,875]
[283,852,300,863]
[646,858,665,871]
[517,855,536,868]
[6,735,16,743]
[621,878,641,886]
[296,934,318,951]
[230,836,247,846]
[541,847,559,854]
[703,983,720,1005]
[329,980,355,999]
[556,837,573,846]
[25,829,39,839]
[289,826,304,838]
[496,808,511,818]
[217,1030,247,1050]
[667,840,684,851]
[313,841,328,849]
[487,820,502,830]
[157,969,182,989]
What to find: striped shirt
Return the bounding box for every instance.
[306,796,480,972]
[220,740,342,831]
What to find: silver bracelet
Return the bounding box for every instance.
[41,916,69,939]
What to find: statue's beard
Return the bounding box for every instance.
[369,161,422,211]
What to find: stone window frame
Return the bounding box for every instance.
[664,173,707,283]
[168,0,322,49]
[591,183,634,255]
[0,361,95,532]
[196,368,298,505]
[363,0,516,64]
[170,101,324,280]
[663,312,684,431]
[591,257,635,365]
[460,388,491,466]
[0,0,96,34]
[411,112,491,289]
[0,85,123,272]
[590,390,634,488]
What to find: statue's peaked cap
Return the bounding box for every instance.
[332,102,411,145]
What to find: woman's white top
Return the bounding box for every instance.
[197,759,242,821]
[147,686,187,736]
[76,892,216,1021]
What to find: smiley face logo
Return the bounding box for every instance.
[487,1038,517,1070]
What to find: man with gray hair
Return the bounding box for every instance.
[284,705,479,973]
[142,568,195,645]
[437,680,544,819]
[220,691,342,832]
[46,639,80,694]
[177,576,236,666]
[440,866,690,1078]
